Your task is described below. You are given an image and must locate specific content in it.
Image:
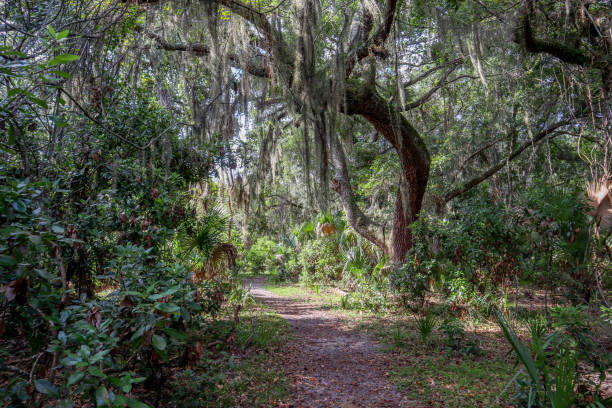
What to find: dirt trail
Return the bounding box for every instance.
[246,277,410,408]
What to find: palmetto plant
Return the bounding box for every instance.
[495,309,577,408]
[587,180,612,228]
[343,246,372,282]
[293,220,316,243]
[416,311,437,345]
[180,208,236,281]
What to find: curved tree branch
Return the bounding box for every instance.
[137,27,269,78]
[344,81,430,261]
[403,59,463,110]
[345,0,398,78]
[403,57,463,87]
[513,7,610,71]
[443,118,572,203]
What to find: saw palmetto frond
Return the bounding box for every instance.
[587,180,612,227]
[193,243,237,282]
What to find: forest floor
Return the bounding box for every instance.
[257,279,612,408]
[245,277,411,407]
[255,278,519,408]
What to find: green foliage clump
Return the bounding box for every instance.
[416,311,437,345]
[244,237,278,274]
[0,73,236,405]
[523,184,593,302]
[496,307,611,408]
[400,184,601,308]
[298,237,343,283]
[440,317,481,356]
[0,163,235,407]
[390,259,433,308]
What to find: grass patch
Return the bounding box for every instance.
[393,356,512,407]
[264,281,348,311]
[165,300,292,407]
[235,302,293,349]
[354,316,515,408]
[264,282,310,300]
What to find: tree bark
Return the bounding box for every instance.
[341,83,430,262]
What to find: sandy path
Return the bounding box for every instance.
[246,277,411,408]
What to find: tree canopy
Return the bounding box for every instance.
[1,0,611,406]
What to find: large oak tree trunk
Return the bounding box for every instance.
[340,83,430,262]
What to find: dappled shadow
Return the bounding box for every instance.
[245,277,412,408]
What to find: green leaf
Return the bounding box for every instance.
[90,349,110,363]
[123,290,145,297]
[152,334,166,351]
[162,327,189,340]
[11,200,26,212]
[67,371,85,386]
[107,376,124,389]
[47,54,80,67]
[0,49,27,58]
[495,310,541,388]
[95,386,111,407]
[35,268,54,280]
[48,25,57,39]
[57,30,69,40]
[28,95,49,109]
[126,398,151,408]
[148,287,179,300]
[154,303,180,313]
[0,255,17,266]
[50,69,71,79]
[29,234,42,245]
[88,366,105,378]
[80,344,91,357]
[130,325,146,342]
[52,225,65,234]
[61,355,82,366]
[8,88,27,97]
[34,379,59,396]
[116,396,152,408]
[50,115,68,127]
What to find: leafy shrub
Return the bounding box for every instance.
[550,305,588,330]
[445,275,474,305]
[440,317,480,356]
[523,184,593,302]
[602,306,612,324]
[343,246,374,284]
[390,260,432,308]
[392,326,405,347]
[298,238,342,282]
[527,315,549,350]
[0,88,234,406]
[496,309,610,407]
[244,237,277,274]
[271,245,299,283]
[2,237,228,406]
